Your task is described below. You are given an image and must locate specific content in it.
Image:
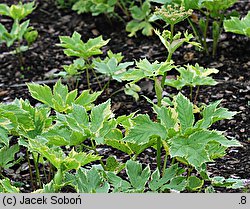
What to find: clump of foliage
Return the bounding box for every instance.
[0,1,38,67]
[0,1,248,194]
[0,80,245,193]
[154,0,238,57]
[57,31,110,89]
[126,0,154,37]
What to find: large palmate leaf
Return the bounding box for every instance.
[0,102,33,131]
[169,130,241,169]
[106,172,131,192]
[0,1,36,20]
[123,114,166,145]
[27,80,101,112]
[126,0,154,37]
[224,11,250,37]
[149,164,184,191]
[72,0,117,16]
[44,100,114,146]
[29,138,101,171]
[74,168,110,193]
[195,99,237,129]
[58,31,109,59]
[165,64,219,90]
[126,160,150,191]
[93,57,133,81]
[120,58,173,82]
[42,124,87,146]
[14,99,52,139]
[0,100,50,139]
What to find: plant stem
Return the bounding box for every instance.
[190,86,193,101]
[162,153,168,176]
[193,86,200,104]
[154,77,162,107]
[42,162,48,183]
[203,13,210,55]
[156,137,162,173]
[117,0,130,18]
[90,140,107,171]
[91,68,103,89]
[161,24,174,88]
[188,17,203,47]
[26,150,35,190]
[170,24,174,43]
[212,12,225,57]
[109,87,124,98]
[32,153,42,188]
[15,43,25,68]
[102,77,111,94]
[86,68,90,90]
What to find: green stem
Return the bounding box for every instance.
[90,140,107,171]
[162,153,168,176]
[212,13,224,57]
[42,162,48,183]
[109,87,124,98]
[32,153,42,188]
[193,86,200,104]
[117,0,130,18]
[26,150,35,190]
[86,68,90,90]
[190,86,193,101]
[187,17,203,47]
[203,13,210,55]
[187,165,194,177]
[102,77,111,93]
[170,24,174,43]
[156,137,162,173]
[16,41,25,68]
[91,68,103,89]
[154,77,162,107]
[161,24,174,88]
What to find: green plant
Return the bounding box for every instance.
[57,31,109,89]
[117,5,200,103]
[160,0,238,57]
[118,58,174,103]
[93,51,134,90]
[152,4,198,88]
[224,11,250,37]
[0,78,247,193]
[0,1,38,67]
[72,0,118,16]
[72,0,133,18]
[164,63,219,103]
[126,0,154,37]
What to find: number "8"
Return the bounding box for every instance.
[241,196,246,204]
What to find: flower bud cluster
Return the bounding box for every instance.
[154,5,193,25]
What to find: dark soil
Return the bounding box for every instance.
[0,0,249,193]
